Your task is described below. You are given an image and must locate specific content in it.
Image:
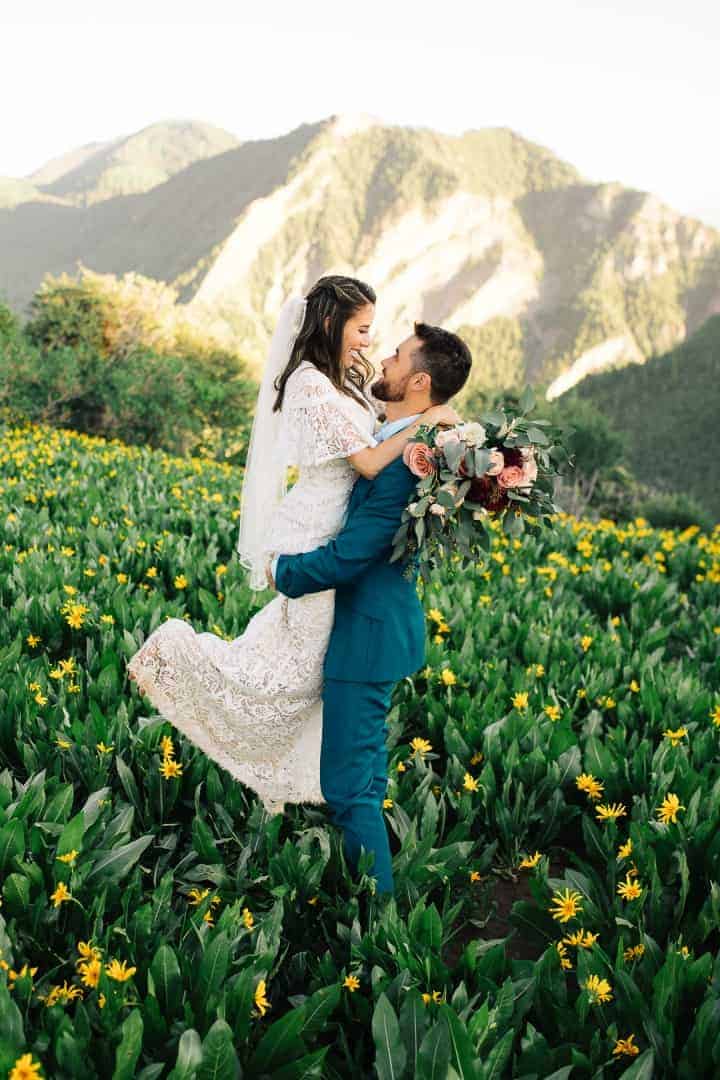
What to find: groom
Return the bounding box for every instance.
[267,322,472,895]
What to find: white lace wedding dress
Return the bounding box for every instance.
[127,361,379,814]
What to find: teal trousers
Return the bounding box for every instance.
[320,678,395,895]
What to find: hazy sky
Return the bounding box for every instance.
[3,0,718,224]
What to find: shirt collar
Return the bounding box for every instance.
[375,413,422,442]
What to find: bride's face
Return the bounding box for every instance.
[340,302,375,368]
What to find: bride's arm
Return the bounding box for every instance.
[348,402,462,481]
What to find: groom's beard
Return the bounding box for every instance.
[371,371,411,403]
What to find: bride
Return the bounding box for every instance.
[127,275,458,813]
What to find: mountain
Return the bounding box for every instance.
[569,314,720,519]
[27,140,114,188]
[1,114,718,391]
[25,120,240,205]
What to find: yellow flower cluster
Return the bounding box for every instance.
[159,733,183,780]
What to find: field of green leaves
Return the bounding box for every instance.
[1,414,719,1080]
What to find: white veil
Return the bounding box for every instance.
[236,295,308,590]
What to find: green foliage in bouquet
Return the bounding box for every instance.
[391,385,570,579]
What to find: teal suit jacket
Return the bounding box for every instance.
[274,458,425,683]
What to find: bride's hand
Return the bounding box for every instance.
[420,403,463,428]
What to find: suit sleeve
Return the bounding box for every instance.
[275,465,415,598]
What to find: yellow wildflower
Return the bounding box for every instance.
[105,958,136,982]
[595,803,627,823]
[710,704,720,727]
[159,757,183,779]
[254,978,270,1017]
[556,941,572,970]
[383,798,393,808]
[441,669,457,686]
[410,737,432,757]
[26,634,41,647]
[469,871,482,883]
[96,741,114,754]
[584,973,613,1004]
[544,704,561,721]
[343,974,360,992]
[663,726,688,746]
[656,793,685,824]
[629,679,640,693]
[512,691,529,710]
[242,907,254,929]
[65,604,89,629]
[463,773,479,792]
[576,773,604,801]
[623,944,645,962]
[56,849,78,864]
[617,876,643,901]
[9,1052,43,1080]
[50,882,72,907]
[519,851,542,870]
[580,636,593,651]
[77,957,102,988]
[549,888,583,923]
[613,1034,640,1057]
[563,929,598,949]
[617,839,633,860]
[469,751,483,765]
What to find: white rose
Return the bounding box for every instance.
[429,503,447,516]
[458,422,487,447]
[435,428,461,449]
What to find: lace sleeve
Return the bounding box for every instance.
[280,366,378,467]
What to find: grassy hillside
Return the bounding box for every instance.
[0,416,719,1076]
[570,315,720,519]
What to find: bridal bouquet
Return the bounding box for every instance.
[390,387,567,578]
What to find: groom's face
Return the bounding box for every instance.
[371,334,424,403]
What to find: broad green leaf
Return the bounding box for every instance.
[86,835,153,884]
[197,1019,241,1080]
[372,992,407,1080]
[112,1008,144,1080]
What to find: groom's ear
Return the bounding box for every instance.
[413,369,432,393]
[323,315,330,335]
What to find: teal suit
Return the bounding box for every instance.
[275,456,425,894]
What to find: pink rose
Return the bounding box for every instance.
[485,448,505,476]
[403,442,437,478]
[497,465,526,489]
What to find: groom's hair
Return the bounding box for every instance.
[411,322,472,403]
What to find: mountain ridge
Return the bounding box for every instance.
[1,114,718,395]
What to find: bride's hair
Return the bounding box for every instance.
[272,274,376,412]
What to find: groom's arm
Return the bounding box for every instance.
[274,465,415,598]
